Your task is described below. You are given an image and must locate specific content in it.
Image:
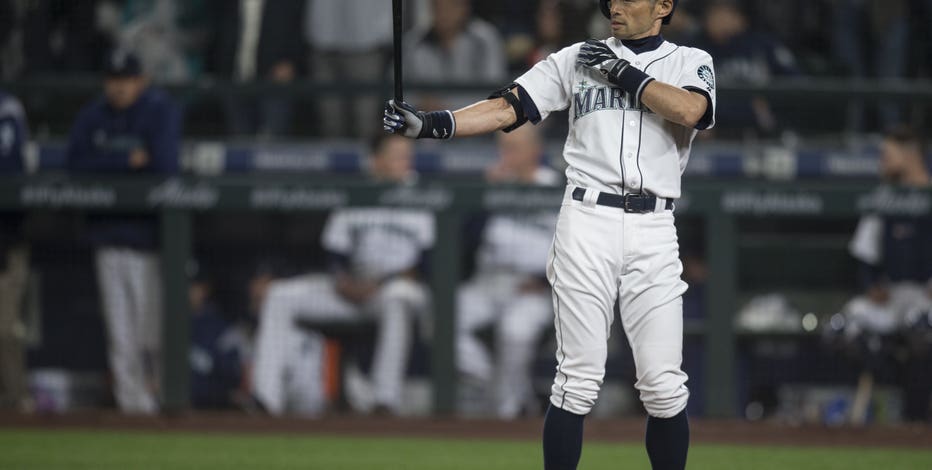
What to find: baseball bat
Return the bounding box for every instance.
[392,0,404,103]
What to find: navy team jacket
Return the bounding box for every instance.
[0,89,28,257]
[66,87,182,249]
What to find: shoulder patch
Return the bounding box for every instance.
[698,65,715,90]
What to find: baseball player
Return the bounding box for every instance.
[845,126,932,422]
[0,89,30,411]
[385,0,713,468]
[457,125,561,419]
[251,134,433,416]
[66,50,182,414]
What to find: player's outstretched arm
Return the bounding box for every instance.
[383,90,519,140]
[450,94,519,137]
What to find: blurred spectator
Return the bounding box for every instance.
[0,0,113,79]
[688,0,800,138]
[845,126,932,422]
[831,0,910,130]
[742,1,830,72]
[0,89,30,412]
[520,0,565,70]
[65,50,181,414]
[457,125,560,419]
[305,0,392,138]
[206,0,305,137]
[111,0,212,83]
[658,3,701,46]
[189,266,247,409]
[0,0,21,80]
[251,134,433,416]
[473,0,598,52]
[404,0,507,110]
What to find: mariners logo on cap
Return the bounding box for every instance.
[697,65,715,91]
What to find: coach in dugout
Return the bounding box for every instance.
[0,89,30,412]
[66,50,182,414]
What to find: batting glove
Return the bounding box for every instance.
[383,100,455,140]
[577,39,654,98]
[577,39,618,67]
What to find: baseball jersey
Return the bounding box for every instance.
[477,167,561,276]
[514,37,716,198]
[66,87,181,249]
[322,208,435,281]
[0,90,27,172]
[849,204,932,288]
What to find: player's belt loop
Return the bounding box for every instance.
[580,187,599,208]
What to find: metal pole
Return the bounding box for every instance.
[430,211,460,414]
[159,209,192,411]
[704,212,738,417]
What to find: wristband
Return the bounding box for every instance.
[607,61,655,101]
[418,110,456,140]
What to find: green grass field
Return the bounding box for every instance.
[2,429,931,469]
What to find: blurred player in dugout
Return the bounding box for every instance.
[66,50,182,414]
[0,89,30,411]
[845,126,932,422]
[457,124,561,419]
[251,134,433,416]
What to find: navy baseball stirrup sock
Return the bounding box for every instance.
[645,410,689,470]
[543,404,585,470]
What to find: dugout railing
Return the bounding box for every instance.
[4,78,932,136]
[2,176,929,417]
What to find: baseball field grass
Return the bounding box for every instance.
[2,429,932,470]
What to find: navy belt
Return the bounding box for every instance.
[572,187,674,213]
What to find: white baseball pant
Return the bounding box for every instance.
[0,246,29,409]
[252,274,428,415]
[842,282,932,336]
[95,247,162,414]
[546,188,689,418]
[457,272,552,418]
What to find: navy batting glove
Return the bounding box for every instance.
[383,100,455,139]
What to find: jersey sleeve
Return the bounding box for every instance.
[0,97,26,172]
[417,213,436,250]
[321,211,351,255]
[849,215,883,265]
[676,49,717,130]
[513,43,579,122]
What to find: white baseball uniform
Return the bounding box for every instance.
[514,37,716,417]
[845,215,932,335]
[95,248,162,414]
[457,167,561,418]
[252,208,433,415]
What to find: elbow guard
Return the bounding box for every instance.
[488,83,528,133]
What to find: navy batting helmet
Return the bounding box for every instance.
[599,0,678,25]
